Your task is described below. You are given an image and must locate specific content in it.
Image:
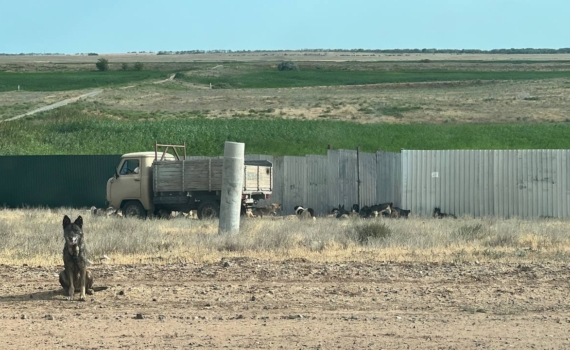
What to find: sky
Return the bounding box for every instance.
[0,0,568,54]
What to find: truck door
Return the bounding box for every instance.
[114,158,142,201]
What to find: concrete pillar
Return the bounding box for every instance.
[218,141,245,235]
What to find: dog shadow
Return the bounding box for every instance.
[0,288,66,303]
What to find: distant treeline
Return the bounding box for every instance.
[2,48,570,56]
[156,48,570,55]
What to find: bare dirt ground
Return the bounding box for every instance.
[1,260,569,349]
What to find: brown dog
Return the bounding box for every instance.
[59,215,107,301]
[252,203,282,218]
[59,215,92,301]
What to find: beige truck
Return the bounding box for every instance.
[105,142,273,219]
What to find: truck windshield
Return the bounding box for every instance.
[119,159,140,175]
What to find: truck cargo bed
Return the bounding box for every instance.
[153,159,272,194]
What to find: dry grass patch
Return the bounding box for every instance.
[2,208,570,266]
[77,77,570,125]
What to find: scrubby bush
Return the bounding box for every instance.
[277,61,299,71]
[133,62,144,71]
[121,63,129,71]
[95,58,109,71]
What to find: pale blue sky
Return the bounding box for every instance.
[1,0,567,54]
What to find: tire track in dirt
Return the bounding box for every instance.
[0,89,103,123]
[1,73,177,123]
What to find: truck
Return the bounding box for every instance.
[105,142,273,219]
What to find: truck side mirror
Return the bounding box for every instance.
[115,169,119,179]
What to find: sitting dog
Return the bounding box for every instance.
[60,215,92,301]
[334,204,351,219]
[334,204,360,219]
[294,205,316,220]
[433,207,457,219]
[59,215,107,301]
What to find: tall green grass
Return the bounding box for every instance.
[1,106,570,155]
[0,71,171,92]
[177,68,570,89]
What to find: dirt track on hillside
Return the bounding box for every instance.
[0,89,102,123]
[1,260,569,349]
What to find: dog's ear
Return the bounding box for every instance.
[63,215,71,228]
[74,216,83,229]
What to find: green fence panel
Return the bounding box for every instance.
[0,155,121,209]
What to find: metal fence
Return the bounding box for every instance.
[4,149,568,219]
[0,150,398,215]
[401,149,570,219]
[0,155,121,209]
[244,150,402,215]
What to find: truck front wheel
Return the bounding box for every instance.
[198,201,220,220]
[122,201,146,219]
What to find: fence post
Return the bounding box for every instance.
[218,141,245,235]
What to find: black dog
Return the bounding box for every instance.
[294,205,315,220]
[433,207,457,219]
[394,207,411,219]
[369,202,393,217]
[59,215,107,301]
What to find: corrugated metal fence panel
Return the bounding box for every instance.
[402,149,570,219]
[401,150,410,213]
[509,149,566,219]
[269,156,285,210]
[306,155,329,215]
[282,156,307,215]
[0,155,120,209]
[377,151,402,207]
[558,150,570,218]
[359,152,377,207]
[403,150,497,218]
[327,150,341,210]
[338,150,358,208]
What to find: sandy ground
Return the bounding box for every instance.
[1,260,569,349]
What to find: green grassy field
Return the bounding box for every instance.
[177,68,570,89]
[0,71,172,92]
[2,63,570,92]
[1,106,570,155]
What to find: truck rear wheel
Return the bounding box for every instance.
[198,201,220,220]
[122,200,146,219]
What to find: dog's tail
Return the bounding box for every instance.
[92,286,109,292]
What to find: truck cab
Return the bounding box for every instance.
[106,152,175,218]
